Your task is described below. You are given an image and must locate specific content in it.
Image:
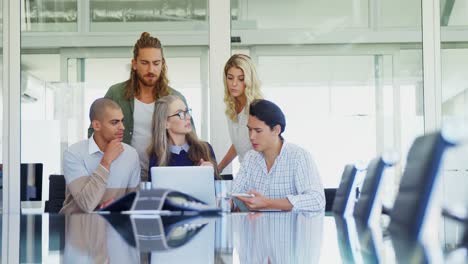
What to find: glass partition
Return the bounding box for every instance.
[21,0,209,32]
[440,0,468,250]
[89,0,208,32]
[231,0,369,29]
[22,0,78,32]
[0,0,462,262]
[0,0,3,212]
[381,0,421,28]
[20,0,209,219]
[441,0,468,26]
[231,0,424,199]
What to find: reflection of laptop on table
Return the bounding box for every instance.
[151,215,216,264]
[102,214,216,253]
[99,188,220,213]
[151,166,216,206]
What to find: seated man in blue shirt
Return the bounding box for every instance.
[60,98,141,214]
[231,99,325,211]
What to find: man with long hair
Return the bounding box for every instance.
[89,32,193,181]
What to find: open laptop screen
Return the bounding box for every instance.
[150,166,216,206]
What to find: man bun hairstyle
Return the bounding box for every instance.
[133,32,164,59]
[125,32,170,100]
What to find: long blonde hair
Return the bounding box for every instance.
[147,95,220,178]
[125,32,170,100]
[223,54,263,121]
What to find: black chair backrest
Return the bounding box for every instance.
[355,221,380,264]
[48,215,66,251]
[353,157,386,224]
[332,164,358,214]
[20,163,43,201]
[333,215,355,263]
[325,188,337,212]
[44,174,66,213]
[388,132,454,238]
[219,174,233,180]
[463,220,468,248]
[391,235,429,263]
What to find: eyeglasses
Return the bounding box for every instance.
[168,108,192,120]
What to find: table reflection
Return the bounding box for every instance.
[148,215,216,263]
[389,228,444,264]
[231,212,324,263]
[333,214,468,264]
[64,213,219,263]
[11,212,465,263]
[64,214,139,263]
[334,215,359,263]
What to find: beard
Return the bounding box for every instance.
[136,70,158,87]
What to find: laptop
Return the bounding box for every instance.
[150,166,216,206]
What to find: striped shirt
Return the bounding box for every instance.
[232,212,324,263]
[231,141,325,211]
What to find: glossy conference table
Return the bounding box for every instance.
[1,211,466,263]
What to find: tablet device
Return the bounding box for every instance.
[230,193,255,198]
[232,197,250,212]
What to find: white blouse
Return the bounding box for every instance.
[227,107,252,162]
[131,98,155,180]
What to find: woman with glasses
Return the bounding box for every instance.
[218,54,263,173]
[147,95,219,180]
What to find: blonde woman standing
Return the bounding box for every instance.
[218,54,263,173]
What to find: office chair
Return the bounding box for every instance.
[462,220,468,248]
[388,131,456,240]
[20,163,43,201]
[443,220,468,263]
[325,188,337,212]
[391,235,432,264]
[353,157,392,226]
[44,174,66,213]
[48,214,66,252]
[219,174,233,180]
[334,215,362,264]
[332,164,358,215]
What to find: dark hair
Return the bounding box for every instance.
[249,99,286,139]
[89,98,121,122]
